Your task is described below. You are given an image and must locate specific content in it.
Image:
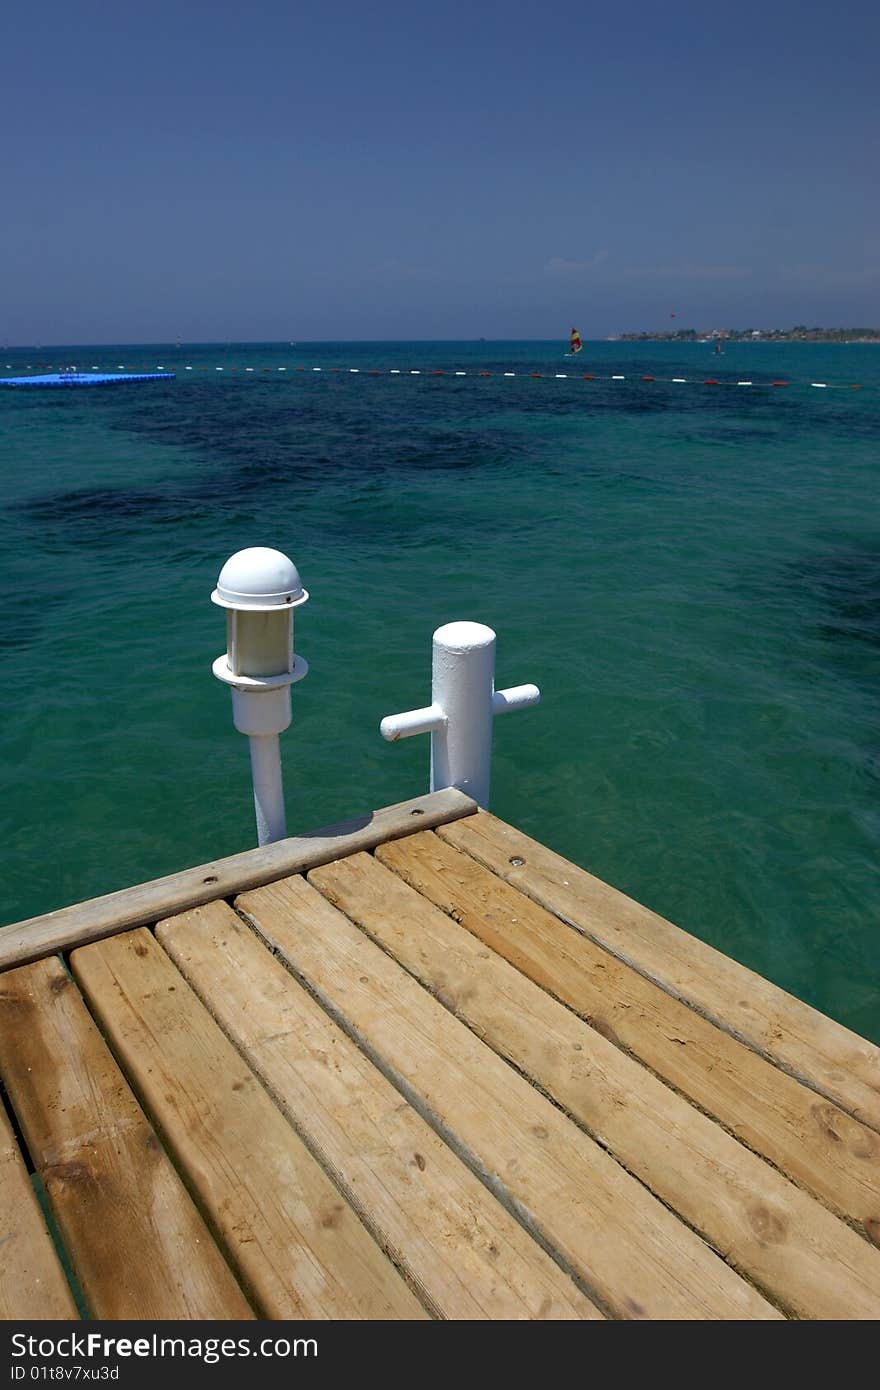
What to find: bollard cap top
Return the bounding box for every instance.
[212,547,309,611]
[433,620,495,653]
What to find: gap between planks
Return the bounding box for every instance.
[308,846,880,1318]
[0,956,255,1320]
[436,812,880,1135]
[154,898,602,1320]
[71,929,429,1320]
[376,829,880,1248]
[0,1095,77,1320]
[234,874,781,1319]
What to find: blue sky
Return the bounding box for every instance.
[3,0,877,343]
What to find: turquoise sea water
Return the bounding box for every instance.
[2,339,878,1042]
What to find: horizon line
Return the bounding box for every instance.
[5,329,879,351]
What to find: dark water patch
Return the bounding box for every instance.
[0,590,69,651]
[96,369,870,505]
[182,421,530,505]
[11,485,209,548]
[610,391,671,415]
[591,470,684,495]
[178,436,532,550]
[796,543,880,652]
[812,405,880,442]
[2,412,535,558]
[18,485,171,522]
[111,387,529,481]
[676,426,782,447]
[103,373,754,475]
[393,431,524,473]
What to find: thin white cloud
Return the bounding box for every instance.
[620,262,752,282]
[369,259,432,281]
[544,254,752,282]
[544,251,609,275]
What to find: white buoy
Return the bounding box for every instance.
[212,548,309,846]
[380,622,540,808]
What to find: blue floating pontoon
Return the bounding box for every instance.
[0,372,175,388]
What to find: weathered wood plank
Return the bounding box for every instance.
[315,850,880,1318]
[0,789,477,973]
[157,900,600,1320]
[0,957,253,1320]
[439,813,880,1131]
[71,929,427,1321]
[0,1096,77,1320]
[237,875,780,1320]
[389,831,880,1242]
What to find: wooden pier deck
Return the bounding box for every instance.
[1,787,879,1321]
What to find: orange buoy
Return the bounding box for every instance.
[772,380,788,387]
[642,375,654,381]
[530,372,542,378]
[704,378,718,385]
[582,374,595,380]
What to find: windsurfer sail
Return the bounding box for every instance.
[565,328,583,357]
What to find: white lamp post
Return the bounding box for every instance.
[212,547,308,846]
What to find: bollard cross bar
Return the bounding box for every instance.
[380,621,540,808]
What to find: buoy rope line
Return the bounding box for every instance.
[2,362,872,392]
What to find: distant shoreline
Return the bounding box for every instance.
[616,329,880,344]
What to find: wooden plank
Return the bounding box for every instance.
[157,900,600,1320]
[236,875,780,1320]
[0,957,254,1320]
[0,789,477,973]
[71,929,427,1321]
[381,831,880,1246]
[438,812,880,1132]
[0,1096,77,1320]
[314,851,880,1318]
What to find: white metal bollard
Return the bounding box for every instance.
[211,548,309,846]
[380,621,540,808]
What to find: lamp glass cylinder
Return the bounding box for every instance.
[227,609,294,677]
